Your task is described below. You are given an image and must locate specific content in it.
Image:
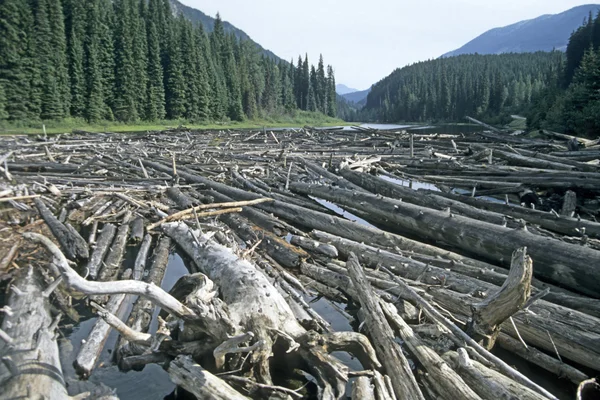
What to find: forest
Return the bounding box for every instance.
[0,0,337,125]
[527,12,600,138]
[359,52,564,124]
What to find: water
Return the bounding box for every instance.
[309,196,376,228]
[64,250,191,400]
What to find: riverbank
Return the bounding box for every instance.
[0,111,350,135]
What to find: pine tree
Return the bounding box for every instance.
[327,65,337,117]
[133,0,148,118]
[47,0,70,117]
[0,82,7,121]
[0,0,35,120]
[64,0,86,117]
[85,0,105,122]
[145,20,165,120]
[317,55,327,113]
[165,17,186,119]
[302,55,310,110]
[113,0,138,121]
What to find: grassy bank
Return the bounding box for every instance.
[0,111,351,135]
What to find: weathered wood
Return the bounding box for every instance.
[167,355,249,400]
[116,236,171,366]
[86,223,116,280]
[0,267,69,399]
[496,333,588,385]
[468,248,532,348]
[380,301,481,400]
[290,235,339,257]
[352,376,375,400]
[346,252,424,400]
[34,197,89,260]
[561,190,577,217]
[23,232,196,319]
[75,269,133,378]
[444,349,547,400]
[96,221,130,286]
[290,182,600,298]
[166,186,194,209]
[129,216,144,244]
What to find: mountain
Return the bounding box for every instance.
[342,88,371,107]
[169,0,281,61]
[336,84,359,95]
[443,4,600,57]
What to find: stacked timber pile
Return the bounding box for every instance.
[0,126,599,400]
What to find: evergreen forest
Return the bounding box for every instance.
[527,12,600,137]
[360,52,564,124]
[0,0,337,125]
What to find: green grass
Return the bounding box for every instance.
[0,111,351,135]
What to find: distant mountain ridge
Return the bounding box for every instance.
[341,88,371,107]
[336,84,359,95]
[443,4,600,57]
[169,0,281,61]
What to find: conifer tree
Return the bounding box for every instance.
[165,19,186,119]
[64,0,86,117]
[48,0,70,116]
[145,20,165,120]
[85,0,105,122]
[0,0,34,120]
[0,83,7,121]
[327,65,337,117]
[113,0,138,121]
[317,55,327,113]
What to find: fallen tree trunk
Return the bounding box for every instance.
[87,223,116,280]
[312,230,600,371]
[290,182,600,298]
[167,355,249,400]
[0,267,68,399]
[35,197,89,260]
[346,253,425,400]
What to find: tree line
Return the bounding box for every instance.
[358,52,563,124]
[527,12,600,137]
[0,0,337,123]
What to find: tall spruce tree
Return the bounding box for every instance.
[327,65,336,117]
[145,20,165,120]
[0,83,7,121]
[113,0,138,121]
[85,0,105,122]
[64,0,86,117]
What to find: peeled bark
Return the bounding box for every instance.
[0,267,68,399]
[87,223,117,280]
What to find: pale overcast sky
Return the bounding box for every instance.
[179,0,596,90]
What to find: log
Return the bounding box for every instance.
[491,149,575,171]
[166,186,194,209]
[290,182,600,298]
[496,333,588,385]
[290,235,339,257]
[0,267,69,399]
[345,253,424,400]
[167,355,249,400]
[352,376,375,400]
[561,190,577,217]
[22,232,196,319]
[379,301,481,400]
[468,247,532,348]
[313,230,600,372]
[96,221,130,286]
[115,236,171,366]
[129,216,144,244]
[430,189,600,239]
[444,349,547,400]
[86,223,116,280]
[339,167,509,226]
[74,270,133,378]
[35,197,89,260]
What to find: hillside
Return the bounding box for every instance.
[443,4,600,57]
[336,84,359,95]
[342,88,371,106]
[363,52,563,123]
[169,0,281,61]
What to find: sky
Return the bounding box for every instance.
[179,0,596,90]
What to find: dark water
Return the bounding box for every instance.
[62,252,190,400]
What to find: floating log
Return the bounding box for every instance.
[346,252,424,400]
[86,223,116,280]
[290,182,600,298]
[34,197,89,260]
